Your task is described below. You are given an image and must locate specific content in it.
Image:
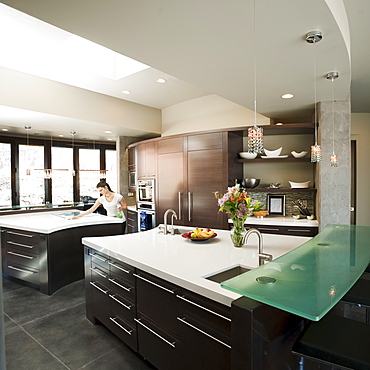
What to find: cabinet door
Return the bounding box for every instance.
[136,144,146,179]
[187,148,225,229]
[137,142,156,178]
[157,151,186,225]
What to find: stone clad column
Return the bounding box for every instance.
[316,97,351,230]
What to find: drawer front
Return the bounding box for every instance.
[109,259,135,284]
[251,225,282,235]
[281,226,318,237]
[89,250,109,270]
[90,262,109,286]
[177,291,231,343]
[4,230,40,253]
[109,274,135,302]
[110,292,135,322]
[109,314,137,351]
[135,270,179,335]
[5,249,39,269]
[135,316,178,370]
[4,263,39,285]
[90,280,111,328]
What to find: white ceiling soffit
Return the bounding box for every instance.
[0,0,352,125]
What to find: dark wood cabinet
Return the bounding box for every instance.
[127,209,138,233]
[85,248,137,351]
[156,131,242,229]
[243,223,318,237]
[128,146,136,171]
[137,142,156,179]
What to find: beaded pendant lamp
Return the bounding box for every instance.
[327,71,339,167]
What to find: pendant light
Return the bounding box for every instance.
[70,131,76,176]
[24,126,32,175]
[247,0,263,153]
[306,31,323,162]
[326,71,339,167]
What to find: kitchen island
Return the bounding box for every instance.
[82,224,370,369]
[82,225,311,370]
[0,209,123,294]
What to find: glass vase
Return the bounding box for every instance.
[230,217,247,247]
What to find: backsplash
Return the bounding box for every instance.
[249,191,315,217]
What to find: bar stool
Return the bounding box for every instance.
[292,314,370,369]
[341,275,370,324]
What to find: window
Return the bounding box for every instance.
[19,144,44,205]
[0,143,11,206]
[79,148,100,199]
[51,146,73,204]
[105,149,117,190]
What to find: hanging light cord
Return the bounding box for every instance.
[313,39,318,145]
[331,78,335,154]
[253,0,257,127]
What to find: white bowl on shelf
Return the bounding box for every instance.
[239,152,257,159]
[264,147,282,157]
[289,180,311,188]
[291,151,308,158]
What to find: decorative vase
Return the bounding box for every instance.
[230,217,247,247]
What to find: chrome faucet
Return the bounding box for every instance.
[163,209,178,235]
[243,228,273,266]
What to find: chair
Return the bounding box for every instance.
[292,314,370,369]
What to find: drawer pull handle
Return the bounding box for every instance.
[177,317,231,349]
[90,267,107,279]
[8,265,35,274]
[133,274,175,294]
[108,262,130,274]
[109,294,132,310]
[7,251,34,259]
[258,228,280,232]
[109,317,133,335]
[90,253,108,263]
[7,231,33,238]
[7,241,33,249]
[109,278,132,292]
[89,281,109,294]
[134,318,176,348]
[176,295,231,322]
[287,229,311,233]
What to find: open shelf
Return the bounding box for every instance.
[246,187,316,193]
[235,157,312,164]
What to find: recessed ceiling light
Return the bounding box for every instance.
[59,134,64,137]
[282,93,294,99]
[156,78,167,84]
[104,130,112,134]
[2,128,8,131]
[122,90,131,94]
[275,122,283,126]
[108,138,113,141]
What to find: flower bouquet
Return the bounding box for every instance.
[214,185,264,247]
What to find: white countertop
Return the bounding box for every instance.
[0,209,123,234]
[243,216,318,227]
[82,226,311,307]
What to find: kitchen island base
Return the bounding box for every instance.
[2,223,122,295]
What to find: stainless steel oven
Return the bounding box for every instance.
[137,179,156,231]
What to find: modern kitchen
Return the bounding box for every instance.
[1,1,370,370]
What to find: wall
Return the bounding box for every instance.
[161,94,271,136]
[351,113,370,226]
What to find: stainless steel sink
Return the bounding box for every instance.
[204,265,252,283]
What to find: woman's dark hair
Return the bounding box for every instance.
[96,181,113,192]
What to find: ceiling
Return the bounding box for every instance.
[0,0,369,141]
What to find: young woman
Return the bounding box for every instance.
[72,181,127,233]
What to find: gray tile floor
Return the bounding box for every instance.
[2,277,154,370]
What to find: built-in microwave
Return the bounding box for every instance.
[129,171,136,189]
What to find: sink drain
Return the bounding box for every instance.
[256,276,276,284]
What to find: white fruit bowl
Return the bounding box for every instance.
[264,147,282,157]
[239,152,257,159]
[289,180,311,188]
[291,151,308,158]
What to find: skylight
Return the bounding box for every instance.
[0,3,149,82]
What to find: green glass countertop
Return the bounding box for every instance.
[221,224,370,321]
